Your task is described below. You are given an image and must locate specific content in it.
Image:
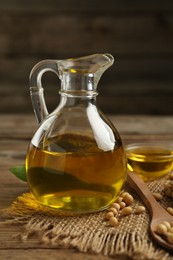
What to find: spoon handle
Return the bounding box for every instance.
[127,171,167,218]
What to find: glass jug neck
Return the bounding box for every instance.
[59,72,98,97]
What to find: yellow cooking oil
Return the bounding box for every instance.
[26,134,126,213]
[126,145,173,181]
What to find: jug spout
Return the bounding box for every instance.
[57,53,114,95]
[58,53,114,85]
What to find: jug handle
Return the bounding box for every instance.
[29,60,59,124]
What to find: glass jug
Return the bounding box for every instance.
[26,53,127,214]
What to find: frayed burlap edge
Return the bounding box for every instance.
[1,191,171,260]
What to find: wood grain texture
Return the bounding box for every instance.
[0,249,115,260]
[0,0,173,12]
[0,13,173,55]
[0,1,173,114]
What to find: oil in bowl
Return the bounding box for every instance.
[125,143,173,181]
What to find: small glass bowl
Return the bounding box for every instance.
[125,142,173,181]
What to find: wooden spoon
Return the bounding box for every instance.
[127,171,173,251]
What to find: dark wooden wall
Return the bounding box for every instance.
[1,0,173,115]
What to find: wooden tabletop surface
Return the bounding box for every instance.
[1,114,173,259]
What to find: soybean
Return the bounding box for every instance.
[119,201,126,209]
[156,223,168,235]
[121,192,129,198]
[110,203,120,211]
[153,192,163,201]
[121,206,133,216]
[109,217,118,227]
[116,197,123,203]
[123,194,134,205]
[167,207,173,216]
[108,207,118,216]
[134,206,146,214]
[162,221,171,229]
[105,212,114,220]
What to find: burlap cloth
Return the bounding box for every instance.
[2,175,173,260]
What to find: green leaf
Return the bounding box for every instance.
[9,165,27,182]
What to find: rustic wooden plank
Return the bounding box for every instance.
[1,114,173,138]
[1,57,173,114]
[0,2,173,117]
[0,14,173,55]
[0,0,173,12]
[98,95,173,114]
[0,140,28,169]
[1,58,173,84]
[0,114,37,138]
[0,249,114,260]
[1,83,173,114]
[1,80,173,98]
[1,55,173,115]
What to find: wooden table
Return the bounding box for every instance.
[1,114,173,259]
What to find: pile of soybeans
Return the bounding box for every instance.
[105,172,173,245]
[105,191,145,226]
